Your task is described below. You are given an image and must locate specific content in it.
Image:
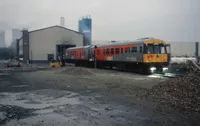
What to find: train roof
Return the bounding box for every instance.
[96,38,165,48]
[66,45,93,50]
[66,38,165,50]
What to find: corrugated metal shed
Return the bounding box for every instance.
[167,42,197,57]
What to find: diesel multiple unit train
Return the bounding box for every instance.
[65,38,171,74]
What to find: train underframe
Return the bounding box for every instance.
[65,59,169,74]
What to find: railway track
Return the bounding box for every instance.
[65,63,184,78]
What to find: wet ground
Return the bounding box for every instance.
[0,66,199,126]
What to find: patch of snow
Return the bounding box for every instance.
[147,74,164,78]
[0,90,81,109]
[170,57,197,64]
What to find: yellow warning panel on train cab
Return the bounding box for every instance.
[143,54,168,63]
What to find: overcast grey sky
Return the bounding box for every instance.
[0,0,199,42]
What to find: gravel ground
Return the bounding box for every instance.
[0,66,199,126]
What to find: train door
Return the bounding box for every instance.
[137,44,144,62]
[88,45,95,61]
[84,48,89,60]
[165,44,171,62]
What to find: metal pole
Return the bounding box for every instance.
[94,51,96,69]
[94,46,97,69]
[195,42,199,57]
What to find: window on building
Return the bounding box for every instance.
[106,48,109,54]
[115,48,120,54]
[111,48,114,54]
[131,47,137,53]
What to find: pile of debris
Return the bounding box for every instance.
[148,59,200,112]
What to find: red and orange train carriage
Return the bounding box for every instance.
[65,38,170,74]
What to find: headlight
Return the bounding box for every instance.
[150,67,156,72]
[162,67,168,72]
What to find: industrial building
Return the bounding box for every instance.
[17,25,84,63]
[5,29,22,47]
[0,31,6,47]
[167,42,199,57]
[78,16,92,46]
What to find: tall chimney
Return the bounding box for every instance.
[60,17,65,27]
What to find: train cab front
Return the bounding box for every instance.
[143,41,170,74]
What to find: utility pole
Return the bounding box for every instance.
[94,51,96,68]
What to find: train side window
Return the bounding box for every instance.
[121,48,123,53]
[128,47,131,53]
[111,48,114,54]
[139,46,143,53]
[125,48,129,53]
[131,47,137,53]
[106,48,109,54]
[103,49,105,55]
[115,48,120,54]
